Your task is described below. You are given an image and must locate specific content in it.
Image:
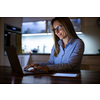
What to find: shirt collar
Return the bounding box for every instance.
[58,39,63,46]
[58,37,75,46]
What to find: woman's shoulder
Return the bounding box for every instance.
[74,38,84,44]
[71,38,84,48]
[73,38,84,49]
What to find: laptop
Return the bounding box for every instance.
[5,46,48,75]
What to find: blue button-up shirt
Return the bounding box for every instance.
[38,38,84,71]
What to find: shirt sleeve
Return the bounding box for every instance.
[37,45,55,66]
[47,39,84,71]
[67,39,84,67]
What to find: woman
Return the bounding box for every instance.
[24,17,84,72]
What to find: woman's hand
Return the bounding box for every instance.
[24,64,49,72]
[24,64,39,70]
[34,66,49,72]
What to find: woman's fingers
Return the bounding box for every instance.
[24,65,31,69]
[24,65,49,72]
[24,63,35,69]
[34,66,40,70]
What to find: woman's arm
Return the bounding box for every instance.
[37,45,55,66]
[47,39,84,71]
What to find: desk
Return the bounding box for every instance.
[0,66,100,84]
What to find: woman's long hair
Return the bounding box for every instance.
[51,17,79,57]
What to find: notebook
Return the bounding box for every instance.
[5,46,48,75]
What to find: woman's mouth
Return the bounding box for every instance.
[58,34,62,38]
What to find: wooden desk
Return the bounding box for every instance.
[0,66,100,84]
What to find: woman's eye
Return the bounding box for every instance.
[58,26,61,29]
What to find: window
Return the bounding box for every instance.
[70,18,81,32]
[22,21,46,34]
[22,18,82,34]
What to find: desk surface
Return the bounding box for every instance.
[0,66,100,84]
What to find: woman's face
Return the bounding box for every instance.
[53,20,67,40]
